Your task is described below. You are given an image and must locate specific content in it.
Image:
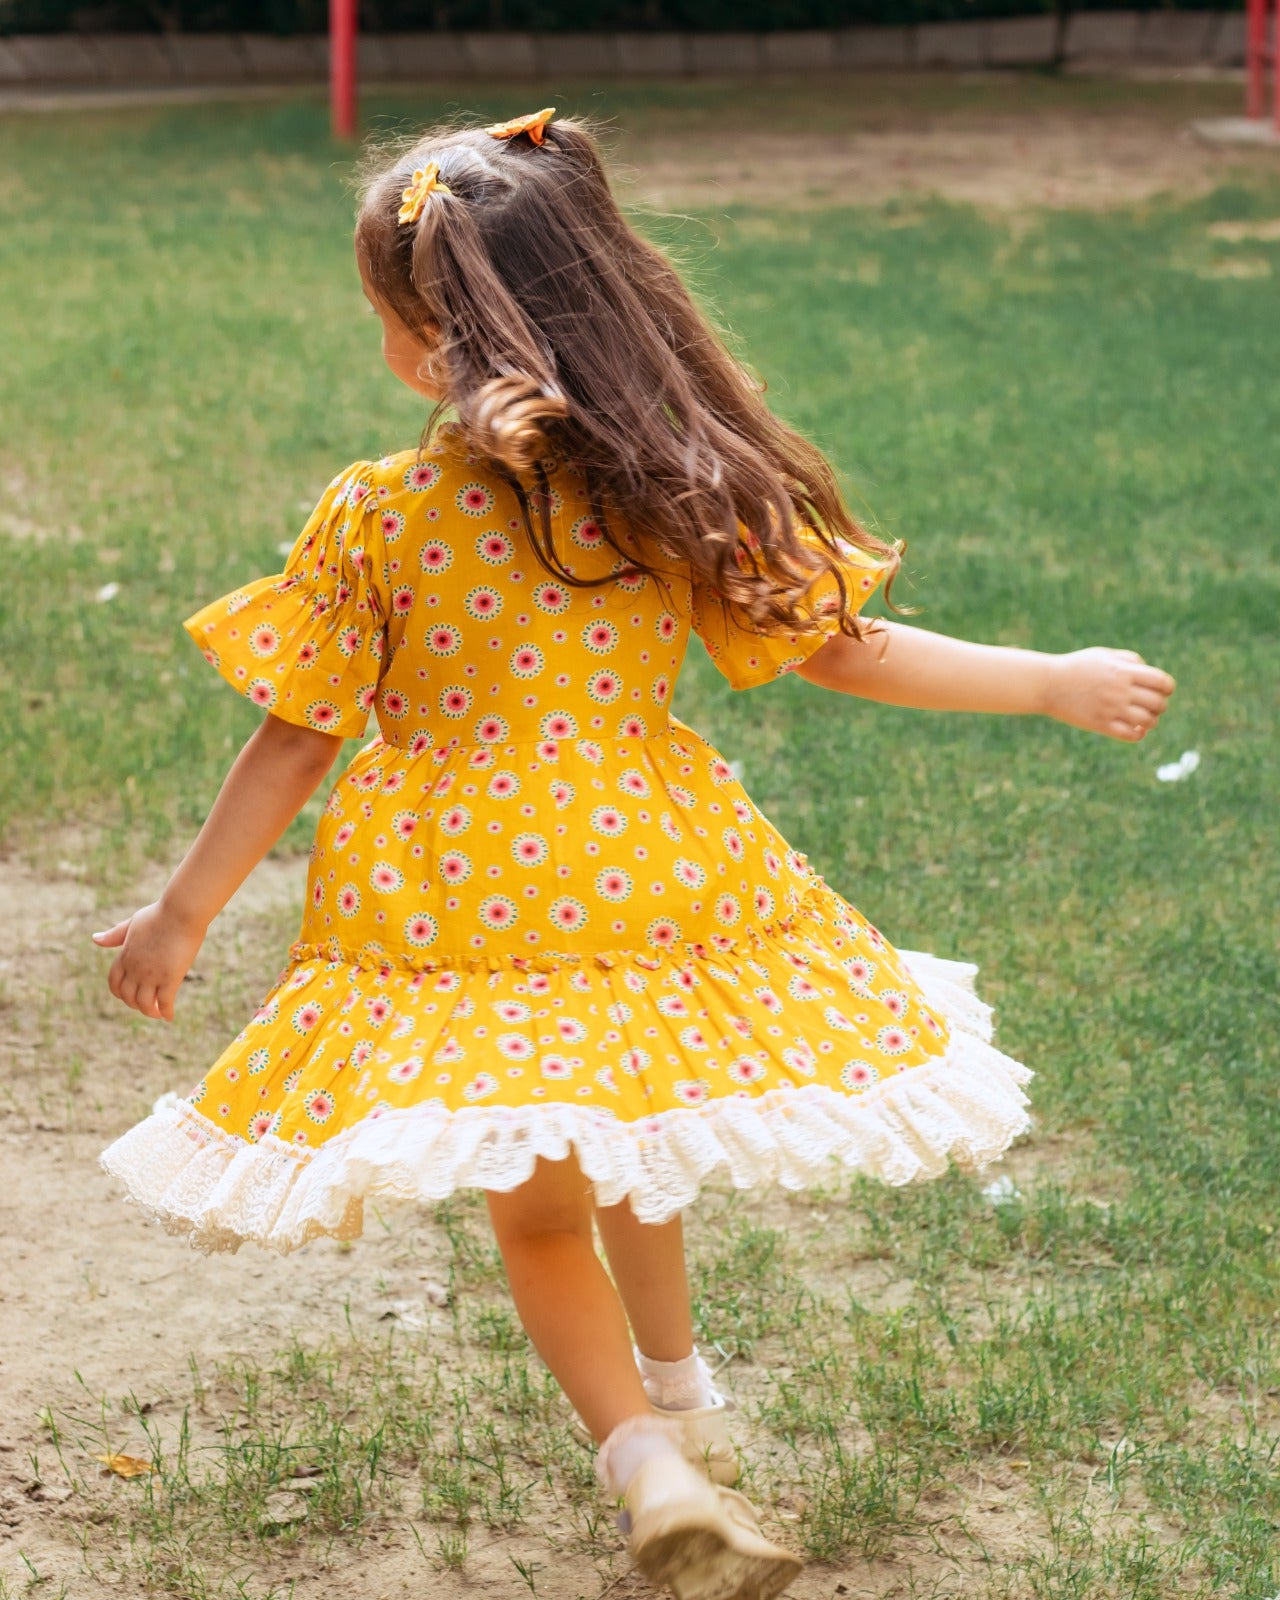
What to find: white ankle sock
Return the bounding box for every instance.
[634,1344,717,1410]
[594,1414,687,1496]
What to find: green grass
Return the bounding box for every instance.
[2,82,1278,1598]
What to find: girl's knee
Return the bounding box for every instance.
[484,1151,593,1243]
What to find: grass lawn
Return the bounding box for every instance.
[1,81,1277,1599]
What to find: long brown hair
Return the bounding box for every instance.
[355,115,903,643]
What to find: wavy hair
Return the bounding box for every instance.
[354,115,904,642]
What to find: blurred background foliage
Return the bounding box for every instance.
[0,0,1237,40]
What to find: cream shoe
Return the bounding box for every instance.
[623,1452,803,1600]
[571,1356,742,1485]
[572,1391,740,1486]
[654,1392,740,1487]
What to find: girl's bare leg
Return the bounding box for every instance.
[592,1201,695,1362]
[485,1152,653,1445]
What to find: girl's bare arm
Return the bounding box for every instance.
[794,619,1176,742]
[92,715,345,1021]
[158,714,344,928]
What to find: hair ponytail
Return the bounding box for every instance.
[405,188,571,474]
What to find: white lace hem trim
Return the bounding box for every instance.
[98,949,1033,1256]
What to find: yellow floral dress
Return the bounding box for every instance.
[100,425,1033,1254]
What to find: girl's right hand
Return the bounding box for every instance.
[1044,648,1176,742]
[92,900,207,1022]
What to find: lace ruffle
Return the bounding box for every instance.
[98,948,1033,1257]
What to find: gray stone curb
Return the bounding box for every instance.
[0,15,1243,88]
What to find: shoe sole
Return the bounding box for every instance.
[633,1521,802,1600]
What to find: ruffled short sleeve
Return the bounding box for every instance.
[689,525,889,691]
[182,461,387,739]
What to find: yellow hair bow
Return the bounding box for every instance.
[398,162,451,226]
[485,107,556,146]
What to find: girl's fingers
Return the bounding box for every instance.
[1129,686,1170,715]
[1132,664,1176,695]
[106,959,177,1018]
[126,981,155,1018]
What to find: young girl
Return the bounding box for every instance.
[95,109,1175,1600]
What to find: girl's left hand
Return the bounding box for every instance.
[91,901,207,1022]
[1045,648,1176,742]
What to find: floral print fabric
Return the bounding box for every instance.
[177,428,956,1162]
[183,465,386,741]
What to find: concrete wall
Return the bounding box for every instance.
[0,15,1243,87]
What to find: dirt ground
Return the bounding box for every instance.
[610,78,1280,212]
[628,112,1274,213]
[2,92,1275,1598]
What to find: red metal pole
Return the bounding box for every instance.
[1267,0,1280,134]
[1246,0,1266,119]
[330,0,358,141]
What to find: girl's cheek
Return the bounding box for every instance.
[385,347,418,390]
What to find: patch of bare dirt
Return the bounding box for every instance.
[620,109,1280,212]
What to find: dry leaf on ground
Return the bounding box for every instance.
[93,1452,156,1478]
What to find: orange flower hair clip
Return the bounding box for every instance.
[485,107,556,146]
[398,162,451,226]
